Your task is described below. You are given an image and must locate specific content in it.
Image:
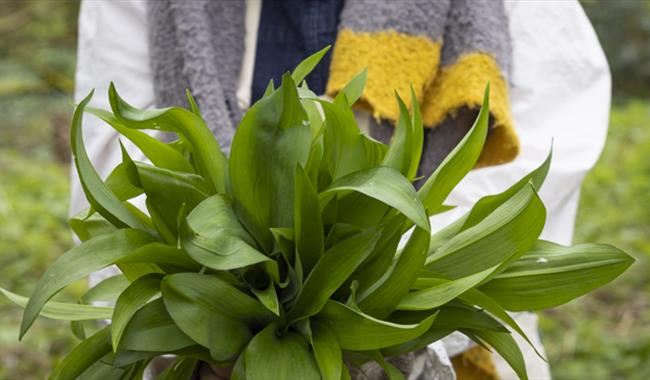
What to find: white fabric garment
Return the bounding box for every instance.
[73,1,611,379]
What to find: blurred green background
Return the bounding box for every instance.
[0,1,648,379]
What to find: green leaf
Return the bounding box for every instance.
[340,68,367,106]
[397,266,496,310]
[316,300,435,351]
[86,106,195,173]
[322,167,430,232]
[111,273,163,351]
[186,89,202,116]
[230,73,312,252]
[121,146,209,238]
[1,288,113,321]
[462,146,553,231]
[311,320,342,380]
[381,93,414,178]
[479,240,634,311]
[418,85,490,214]
[294,165,324,274]
[156,356,199,380]
[69,209,116,242]
[108,83,227,194]
[318,100,370,181]
[357,227,430,317]
[180,195,273,271]
[116,242,202,271]
[244,323,320,380]
[288,228,381,324]
[352,215,405,296]
[20,229,154,338]
[458,288,545,360]
[291,46,331,84]
[71,91,150,231]
[407,85,424,180]
[426,184,545,279]
[162,274,258,361]
[118,298,195,352]
[163,273,253,361]
[466,329,528,380]
[50,327,112,380]
[80,274,129,304]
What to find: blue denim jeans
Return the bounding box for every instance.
[251,0,344,102]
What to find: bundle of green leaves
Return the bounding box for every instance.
[0,48,634,380]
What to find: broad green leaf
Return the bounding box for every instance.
[180,195,273,271]
[70,91,150,231]
[288,228,381,324]
[458,288,545,360]
[418,85,490,214]
[50,327,112,380]
[316,300,435,351]
[479,240,634,311]
[162,274,256,361]
[426,184,545,279]
[358,227,430,317]
[391,304,507,333]
[105,163,143,202]
[322,167,430,232]
[80,274,129,304]
[318,100,370,181]
[382,93,414,178]
[122,146,209,238]
[466,329,528,380]
[361,134,389,168]
[69,209,116,242]
[311,320,342,380]
[20,229,154,338]
[230,73,311,252]
[340,68,367,106]
[424,148,551,258]
[108,83,227,194]
[162,273,273,325]
[0,288,113,321]
[86,106,195,173]
[78,354,140,380]
[292,46,331,84]
[461,146,553,230]
[397,266,496,310]
[352,215,404,295]
[294,165,324,274]
[431,305,508,332]
[243,266,281,315]
[111,274,162,351]
[244,323,320,380]
[116,242,202,271]
[118,298,195,352]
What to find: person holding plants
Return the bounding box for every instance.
[68,0,612,379]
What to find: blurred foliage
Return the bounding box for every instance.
[0,0,648,378]
[582,0,650,99]
[540,101,650,380]
[0,1,80,378]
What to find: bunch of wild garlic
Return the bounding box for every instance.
[1,47,633,380]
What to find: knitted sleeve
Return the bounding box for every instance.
[326,0,517,171]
